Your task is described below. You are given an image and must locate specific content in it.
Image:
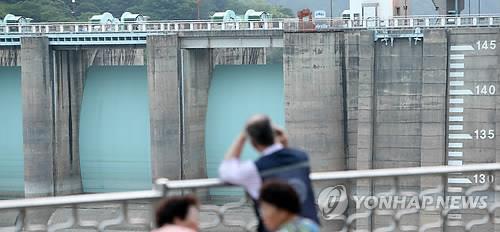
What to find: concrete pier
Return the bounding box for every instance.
[52,50,86,195]
[147,35,182,181]
[283,32,346,172]
[21,37,55,198]
[182,49,211,180]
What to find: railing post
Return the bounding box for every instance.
[88,24,92,33]
[32,25,36,33]
[279,21,283,30]
[425,18,430,27]
[221,23,225,30]
[45,25,49,33]
[457,17,461,26]
[490,17,494,26]
[207,22,211,31]
[473,17,477,26]
[59,25,64,33]
[74,24,78,32]
[174,23,179,31]
[249,22,254,30]
[160,23,165,31]
[154,178,169,197]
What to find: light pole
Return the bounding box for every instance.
[478,0,481,16]
[330,0,334,18]
[197,0,201,19]
[71,0,76,18]
[403,0,408,17]
[469,0,471,15]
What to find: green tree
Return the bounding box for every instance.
[132,0,197,20]
[0,0,292,22]
[200,0,293,19]
[8,0,73,22]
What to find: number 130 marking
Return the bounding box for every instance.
[476,40,497,50]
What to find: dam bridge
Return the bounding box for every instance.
[1,15,500,231]
[0,15,499,46]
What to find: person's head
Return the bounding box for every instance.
[246,114,276,152]
[155,195,200,230]
[259,181,301,231]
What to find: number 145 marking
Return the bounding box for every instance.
[476,40,497,50]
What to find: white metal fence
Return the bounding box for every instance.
[1,163,500,231]
[0,15,500,35]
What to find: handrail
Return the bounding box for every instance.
[0,15,498,36]
[1,163,499,210]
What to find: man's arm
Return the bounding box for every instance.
[219,131,261,199]
[224,131,246,160]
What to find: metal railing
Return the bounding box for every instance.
[0,15,500,35]
[1,163,500,231]
[284,15,500,32]
[0,20,285,34]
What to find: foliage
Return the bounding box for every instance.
[0,0,293,21]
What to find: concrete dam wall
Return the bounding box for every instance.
[284,28,500,229]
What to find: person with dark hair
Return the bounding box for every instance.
[153,195,199,232]
[218,114,319,232]
[259,181,319,232]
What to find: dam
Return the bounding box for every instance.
[0,17,500,230]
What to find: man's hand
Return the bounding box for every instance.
[224,131,247,160]
[274,126,288,147]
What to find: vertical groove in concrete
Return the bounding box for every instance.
[182,49,211,180]
[147,35,182,180]
[53,50,85,195]
[419,29,448,231]
[345,32,360,171]
[212,48,266,65]
[350,31,375,230]
[85,48,145,66]
[0,48,20,66]
[284,32,346,230]
[21,36,55,198]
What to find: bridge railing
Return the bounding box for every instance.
[0,20,285,34]
[1,163,500,231]
[1,15,500,35]
[284,15,500,32]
